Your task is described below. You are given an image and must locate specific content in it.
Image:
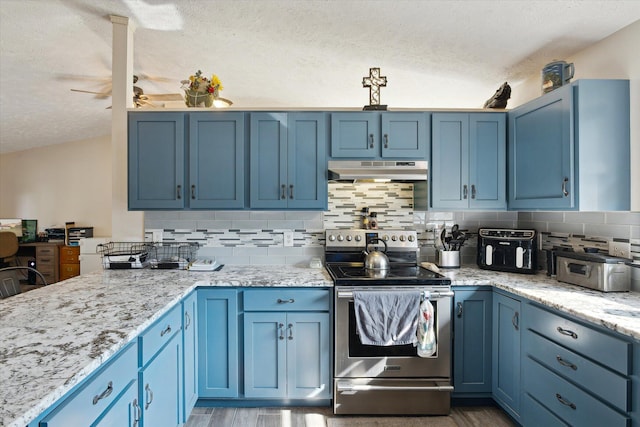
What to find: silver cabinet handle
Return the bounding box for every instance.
[92,381,113,405]
[556,355,578,370]
[463,185,468,199]
[556,393,576,410]
[191,184,196,199]
[369,133,374,149]
[337,383,454,392]
[176,185,182,199]
[288,323,293,340]
[512,312,519,330]
[185,311,191,330]
[278,323,284,340]
[281,184,286,200]
[471,184,476,199]
[132,398,141,427]
[160,325,172,337]
[562,177,569,197]
[289,184,294,199]
[557,326,578,339]
[383,133,389,148]
[277,298,295,304]
[456,302,463,318]
[144,383,154,410]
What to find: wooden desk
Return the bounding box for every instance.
[18,242,62,285]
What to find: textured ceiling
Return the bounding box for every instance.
[1,0,639,154]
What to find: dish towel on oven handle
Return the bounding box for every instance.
[352,290,421,346]
[416,297,437,357]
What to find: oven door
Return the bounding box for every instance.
[334,286,452,379]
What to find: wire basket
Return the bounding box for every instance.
[148,242,200,270]
[97,242,156,269]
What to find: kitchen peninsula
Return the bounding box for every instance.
[1,266,639,426]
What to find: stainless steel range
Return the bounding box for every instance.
[325,229,453,415]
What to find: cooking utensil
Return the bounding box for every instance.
[363,238,389,270]
[214,264,225,271]
[440,227,447,251]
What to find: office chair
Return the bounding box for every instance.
[0,231,19,267]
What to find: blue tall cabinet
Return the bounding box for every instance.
[508,79,630,210]
[431,113,506,210]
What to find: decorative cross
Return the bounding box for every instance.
[362,67,387,110]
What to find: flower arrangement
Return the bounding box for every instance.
[181,70,224,107]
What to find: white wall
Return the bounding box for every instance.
[510,20,640,211]
[0,135,112,236]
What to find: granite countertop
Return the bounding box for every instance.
[0,266,333,427]
[1,265,639,426]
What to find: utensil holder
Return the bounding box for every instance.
[438,250,460,269]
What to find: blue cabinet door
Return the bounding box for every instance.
[431,113,469,209]
[453,288,492,395]
[469,113,506,209]
[189,112,245,209]
[140,332,182,427]
[380,112,428,158]
[128,112,185,209]
[330,112,379,158]
[492,291,521,421]
[250,112,288,208]
[243,312,287,398]
[182,292,197,421]
[197,289,239,398]
[508,85,573,209]
[287,113,328,209]
[286,312,331,399]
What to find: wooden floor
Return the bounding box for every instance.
[185,406,515,427]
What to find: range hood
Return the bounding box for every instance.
[328,160,428,181]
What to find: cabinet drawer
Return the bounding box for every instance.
[139,304,182,367]
[243,289,330,311]
[523,393,569,427]
[40,342,137,427]
[36,257,56,267]
[36,246,57,257]
[59,246,80,263]
[524,303,631,375]
[525,330,630,411]
[524,357,630,427]
[59,264,80,281]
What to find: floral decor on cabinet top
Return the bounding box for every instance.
[181,69,224,107]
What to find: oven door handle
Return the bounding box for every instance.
[336,290,454,299]
[336,383,454,392]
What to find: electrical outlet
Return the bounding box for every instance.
[283,231,294,247]
[609,241,631,259]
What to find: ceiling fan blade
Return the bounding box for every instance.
[71,88,110,96]
[145,93,184,101]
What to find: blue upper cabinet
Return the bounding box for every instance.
[189,112,245,209]
[128,112,186,209]
[508,79,630,210]
[431,113,506,210]
[331,112,428,159]
[250,112,327,209]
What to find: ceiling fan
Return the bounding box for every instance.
[71,75,183,108]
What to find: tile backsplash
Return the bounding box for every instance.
[145,183,639,266]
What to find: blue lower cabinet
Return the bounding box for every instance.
[139,331,182,427]
[182,291,198,421]
[197,289,239,398]
[453,288,492,395]
[492,291,521,421]
[244,311,331,399]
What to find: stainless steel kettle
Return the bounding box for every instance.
[363,238,389,270]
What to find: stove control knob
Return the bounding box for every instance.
[399,235,406,242]
[391,235,398,241]
[346,235,352,241]
[382,235,389,241]
[328,234,336,242]
[408,235,415,242]
[354,235,362,242]
[337,235,344,242]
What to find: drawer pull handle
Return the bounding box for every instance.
[277,298,295,304]
[185,312,191,330]
[160,325,172,337]
[177,185,182,200]
[463,185,468,199]
[288,323,294,340]
[191,184,196,199]
[132,398,141,427]
[562,177,569,197]
[456,302,463,318]
[556,355,577,371]
[556,326,578,339]
[555,393,576,410]
[279,323,285,340]
[512,311,519,331]
[384,133,389,148]
[145,383,154,409]
[369,133,374,149]
[471,184,476,199]
[92,381,113,405]
[281,184,286,200]
[289,184,294,199]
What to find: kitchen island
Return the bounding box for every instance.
[1,266,639,426]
